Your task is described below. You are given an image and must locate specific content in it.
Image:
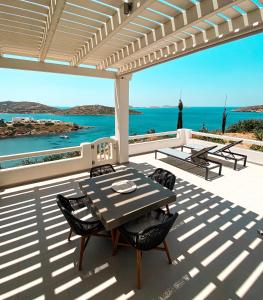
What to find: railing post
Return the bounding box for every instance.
[80,142,92,168]
[177,129,192,144]
[114,74,131,163]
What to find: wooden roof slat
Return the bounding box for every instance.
[58,19,96,35]
[63,11,103,28]
[0,11,45,27]
[0,16,44,32]
[65,2,108,23]
[68,0,117,16]
[0,22,44,37]
[0,5,47,22]
[61,13,99,33]
[0,0,48,16]
[57,24,94,39]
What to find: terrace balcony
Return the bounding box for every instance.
[0,0,263,298]
[0,130,262,300]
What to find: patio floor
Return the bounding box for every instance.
[0,153,262,300]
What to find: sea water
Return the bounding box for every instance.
[0,107,262,156]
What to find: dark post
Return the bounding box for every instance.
[177,99,183,129]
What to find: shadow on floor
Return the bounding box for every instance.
[0,162,262,300]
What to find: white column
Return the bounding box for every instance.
[114,75,131,163]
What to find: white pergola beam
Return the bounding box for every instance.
[40,0,66,62]
[72,0,156,66]
[0,57,116,79]
[118,8,263,76]
[102,0,245,69]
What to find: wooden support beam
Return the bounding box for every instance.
[103,0,245,69]
[40,0,66,62]
[0,57,116,79]
[72,0,156,66]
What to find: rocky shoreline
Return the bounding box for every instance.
[0,121,91,139]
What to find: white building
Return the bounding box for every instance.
[12,117,34,123]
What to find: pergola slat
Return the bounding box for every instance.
[71,0,156,66]
[101,0,246,69]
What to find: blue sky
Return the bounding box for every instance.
[0,33,262,108]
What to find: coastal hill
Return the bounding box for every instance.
[233,105,263,112]
[56,105,142,115]
[0,101,58,114]
[0,101,142,115]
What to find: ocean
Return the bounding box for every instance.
[0,107,263,156]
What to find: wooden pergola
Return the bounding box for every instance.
[0,0,262,162]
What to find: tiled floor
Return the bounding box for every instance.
[0,155,262,300]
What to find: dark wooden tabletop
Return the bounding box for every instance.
[79,168,177,230]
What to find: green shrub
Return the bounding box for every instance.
[250,145,263,152]
[45,122,54,126]
[25,123,34,129]
[21,158,38,165]
[0,119,6,127]
[254,129,263,141]
[193,135,225,144]
[13,122,25,127]
[227,120,263,133]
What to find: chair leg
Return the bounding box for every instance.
[163,240,172,264]
[136,249,142,289]
[79,236,86,271]
[113,230,120,256]
[111,229,116,246]
[234,159,237,170]
[68,228,73,241]
[166,204,170,214]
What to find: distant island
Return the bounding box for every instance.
[0,101,142,115]
[233,105,263,113]
[149,105,177,108]
[0,118,88,139]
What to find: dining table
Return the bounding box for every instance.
[78,167,177,231]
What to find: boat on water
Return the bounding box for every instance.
[59,135,69,139]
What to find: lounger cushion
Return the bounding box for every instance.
[158,148,191,160]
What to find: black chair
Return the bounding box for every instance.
[114,209,179,289]
[56,194,107,270]
[148,168,176,213]
[90,164,116,178]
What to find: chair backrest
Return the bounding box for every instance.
[139,211,179,251]
[149,168,176,191]
[214,140,242,153]
[56,194,92,236]
[90,164,116,178]
[188,145,217,160]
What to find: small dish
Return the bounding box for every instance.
[111,180,137,194]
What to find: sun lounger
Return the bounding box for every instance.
[182,140,247,170]
[155,146,222,180]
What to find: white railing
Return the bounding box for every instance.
[190,130,263,165]
[92,137,117,166]
[0,145,81,162]
[1,129,262,188]
[129,129,186,155]
[0,138,117,188]
[129,130,177,140]
[191,131,263,146]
